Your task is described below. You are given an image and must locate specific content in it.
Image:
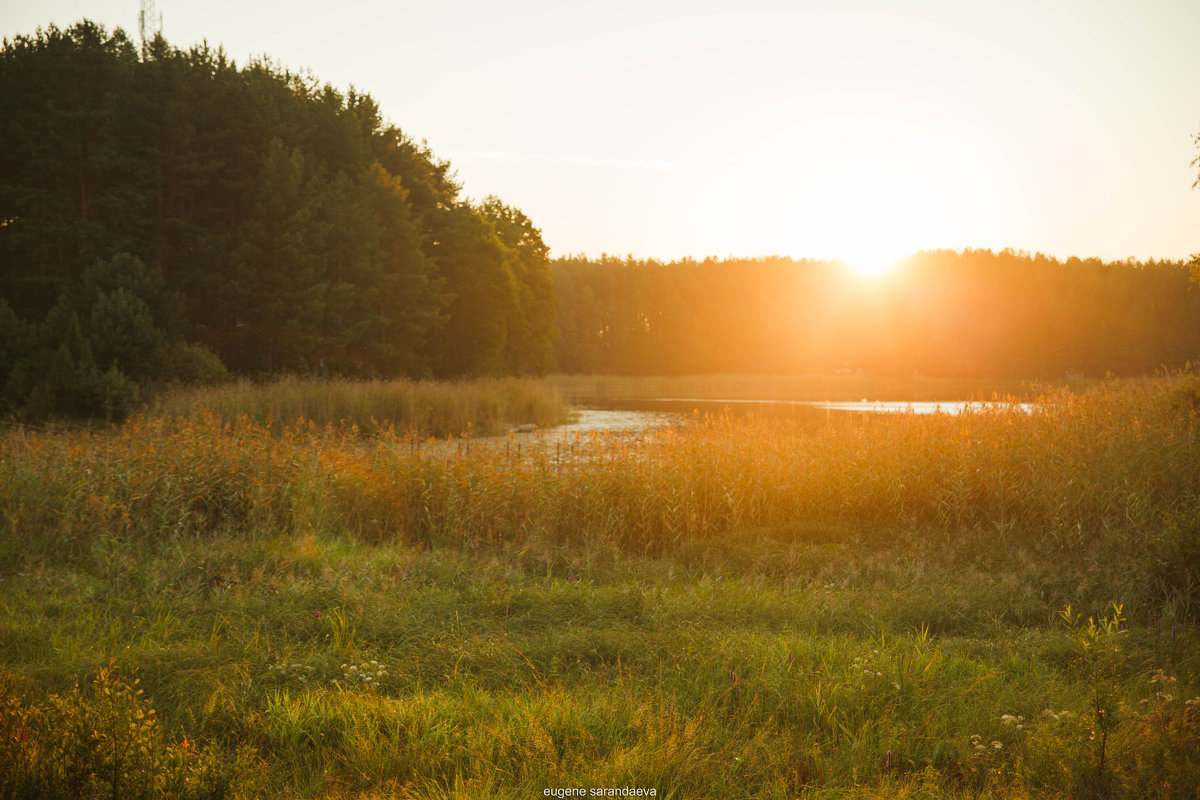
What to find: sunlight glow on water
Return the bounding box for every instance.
[804,400,1035,414]
[558,409,684,434]
[551,398,1035,435]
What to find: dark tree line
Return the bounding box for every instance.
[552,250,1200,379]
[0,21,555,419]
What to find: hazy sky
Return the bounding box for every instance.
[4,0,1199,268]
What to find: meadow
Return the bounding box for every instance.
[1,375,1198,798]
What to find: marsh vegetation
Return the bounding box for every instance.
[2,375,1198,798]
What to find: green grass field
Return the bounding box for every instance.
[1,376,1198,798]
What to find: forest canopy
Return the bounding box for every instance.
[552,250,1200,379]
[0,21,555,418]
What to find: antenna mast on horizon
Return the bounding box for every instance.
[138,0,162,48]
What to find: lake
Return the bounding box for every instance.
[555,396,1036,435]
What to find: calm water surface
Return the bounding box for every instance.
[558,397,1035,435]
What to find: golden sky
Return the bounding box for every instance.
[6,0,1199,269]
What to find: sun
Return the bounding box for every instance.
[841,243,903,280]
[712,105,974,281]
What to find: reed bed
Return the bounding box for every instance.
[145,376,569,437]
[6,378,1196,564]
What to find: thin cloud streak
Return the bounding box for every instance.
[447,151,682,171]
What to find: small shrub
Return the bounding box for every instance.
[0,661,259,799]
[1059,603,1126,794]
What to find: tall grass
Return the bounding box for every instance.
[5,377,1193,546]
[3,376,1197,609]
[146,376,568,437]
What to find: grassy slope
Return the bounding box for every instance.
[2,377,1198,798]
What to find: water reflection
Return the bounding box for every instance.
[801,400,1035,414]
[560,397,1034,434]
[557,408,685,434]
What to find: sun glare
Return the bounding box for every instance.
[839,238,904,279]
[712,104,978,280]
[843,248,901,279]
